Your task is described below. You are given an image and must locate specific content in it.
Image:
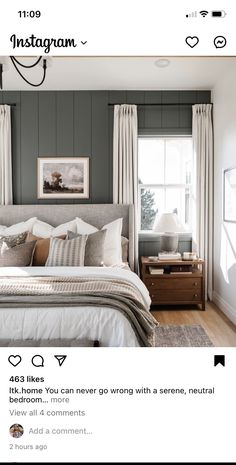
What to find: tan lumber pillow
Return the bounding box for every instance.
[26,232,66,266]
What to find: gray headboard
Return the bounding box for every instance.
[0,204,135,270]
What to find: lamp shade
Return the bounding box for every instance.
[153,213,185,233]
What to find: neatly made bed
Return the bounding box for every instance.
[0,204,156,347]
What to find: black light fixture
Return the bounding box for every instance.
[10,56,47,87]
[0,56,47,89]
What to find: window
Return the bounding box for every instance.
[138,137,193,231]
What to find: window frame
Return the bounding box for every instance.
[138,135,193,231]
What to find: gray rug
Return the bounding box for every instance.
[155,324,214,347]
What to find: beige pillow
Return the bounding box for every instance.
[0,240,36,267]
[26,233,66,266]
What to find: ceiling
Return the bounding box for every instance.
[1,56,236,91]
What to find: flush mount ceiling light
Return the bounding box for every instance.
[154,58,170,68]
[0,56,48,89]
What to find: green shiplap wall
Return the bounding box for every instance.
[0,90,211,204]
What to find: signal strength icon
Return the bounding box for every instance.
[186,11,197,18]
[199,10,209,17]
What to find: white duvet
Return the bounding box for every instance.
[0,267,151,347]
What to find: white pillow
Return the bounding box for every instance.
[75,218,97,234]
[32,219,77,238]
[75,217,123,266]
[0,217,37,236]
[0,225,7,235]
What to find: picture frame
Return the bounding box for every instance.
[37,157,89,199]
[223,166,236,223]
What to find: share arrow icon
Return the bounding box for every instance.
[54,355,67,367]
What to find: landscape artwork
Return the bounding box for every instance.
[37,157,89,199]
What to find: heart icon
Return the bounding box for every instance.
[185,36,199,48]
[8,355,22,367]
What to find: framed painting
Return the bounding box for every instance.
[223,167,236,223]
[37,157,89,199]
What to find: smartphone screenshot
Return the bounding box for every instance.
[0,0,235,462]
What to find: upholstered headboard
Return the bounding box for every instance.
[0,204,135,270]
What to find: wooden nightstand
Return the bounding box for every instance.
[141,256,205,310]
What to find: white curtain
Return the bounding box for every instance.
[0,105,12,205]
[113,104,138,272]
[192,104,213,300]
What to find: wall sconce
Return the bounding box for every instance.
[0,56,48,89]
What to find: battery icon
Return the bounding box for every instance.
[212,10,227,17]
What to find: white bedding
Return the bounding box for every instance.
[0,267,151,347]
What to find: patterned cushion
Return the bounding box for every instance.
[46,235,87,266]
[0,241,36,267]
[67,230,107,266]
[0,231,27,250]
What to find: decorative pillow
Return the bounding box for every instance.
[75,218,98,235]
[0,231,28,250]
[46,235,88,266]
[26,232,66,266]
[67,230,107,266]
[75,217,123,266]
[0,217,37,236]
[0,240,36,267]
[121,236,129,262]
[32,219,77,238]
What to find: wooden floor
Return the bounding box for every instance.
[151,301,236,346]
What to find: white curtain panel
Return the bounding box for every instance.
[0,105,12,205]
[192,104,213,300]
[113,104,138,272]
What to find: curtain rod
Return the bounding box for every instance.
[108,102,213,107]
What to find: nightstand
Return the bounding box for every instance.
[141,256,205,310]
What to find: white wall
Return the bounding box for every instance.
[213,62,236,325]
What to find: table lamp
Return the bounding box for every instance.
[153,213,185,253]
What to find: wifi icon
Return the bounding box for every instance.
[199,10,209,17]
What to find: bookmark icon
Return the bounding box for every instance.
[214,355,225,367]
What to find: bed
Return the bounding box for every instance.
[0,204,157,347]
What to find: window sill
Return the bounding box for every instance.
[139,231,192,242]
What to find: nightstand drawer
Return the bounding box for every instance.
[146,277,202,290]
[150,289,202,303]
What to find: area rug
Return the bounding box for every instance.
[155,324,214,347]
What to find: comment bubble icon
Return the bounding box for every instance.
[31,355,44,368]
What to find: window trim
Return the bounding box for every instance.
[138,135,193,231]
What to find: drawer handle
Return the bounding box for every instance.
[194,294,198,298]
[194,282,198,287]
[151,282,155,286]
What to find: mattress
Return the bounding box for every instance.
[0,266,151,347]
